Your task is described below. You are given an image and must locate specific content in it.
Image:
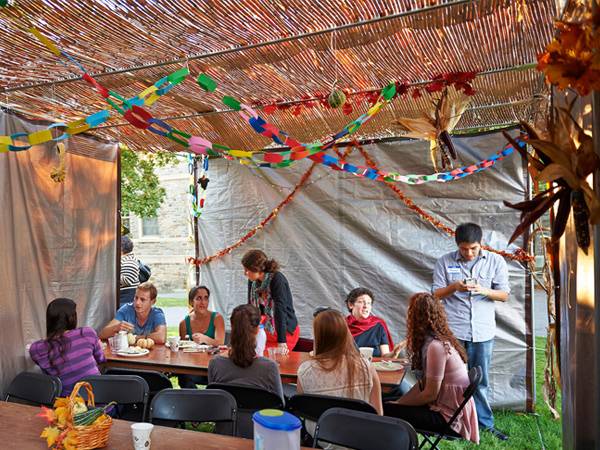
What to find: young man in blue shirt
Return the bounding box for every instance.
[432,223,510,441]
[100,282,166,344]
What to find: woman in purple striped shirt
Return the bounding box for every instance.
[29,298,106,396]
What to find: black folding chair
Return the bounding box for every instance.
[103,367,172,401]
[207,383,284,438]
[287,393,377,445]
[314,407,418,450]
[81,375,149,422]
[417,366,483,449]
[149,388,237,436]
[4,372,62,407]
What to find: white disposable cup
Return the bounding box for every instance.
[167,336,180,352]
[359,347,374,363]
[131,422,154,450]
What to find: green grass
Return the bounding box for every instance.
[156,297,188,308]
[437,336,562,449]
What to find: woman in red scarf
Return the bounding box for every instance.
[345,287,405,358]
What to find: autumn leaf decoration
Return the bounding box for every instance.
[503,104,600,250]
[537,10,600,96]
[392,86,471,171]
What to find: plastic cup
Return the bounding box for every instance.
[131,422,153,450]
[167,336,180,352]
[359,347,374,363]
[267,347,286,364]
[108,336,120,353]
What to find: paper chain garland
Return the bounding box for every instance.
[197,73,519,185]
[0,30,189,153]
[27,28,516,190]
[188,142,534,266]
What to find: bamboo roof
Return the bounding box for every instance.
[0,0,559,152]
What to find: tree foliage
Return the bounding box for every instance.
[120,144,177,218]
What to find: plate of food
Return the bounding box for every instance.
[116,347,150,357]
[372,360,405,372]
[177,340,198,349]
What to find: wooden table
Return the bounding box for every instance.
[0,402,313,449]
[103,346,405,392]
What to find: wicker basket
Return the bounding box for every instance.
[68,381,112,450]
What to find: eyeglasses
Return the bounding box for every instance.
[313,306,333,318]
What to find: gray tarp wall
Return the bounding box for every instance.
[0,111,118,395]
[198,130,532,410]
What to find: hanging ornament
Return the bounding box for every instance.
[50,142,66,183]
[392,86,470,171]
[328,88,347,108]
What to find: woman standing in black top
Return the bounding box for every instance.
[242,249,299,354]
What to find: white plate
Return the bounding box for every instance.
[116,348,150,357]
[165,340,197,349]
[372,361,404,372]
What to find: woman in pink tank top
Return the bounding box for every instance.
[383,293,479,444]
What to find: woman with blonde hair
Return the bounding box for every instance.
[297,308,382,414]
[384,292,479,444]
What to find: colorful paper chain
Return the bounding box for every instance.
[31,29,517,187]
[1,30,190,153]
[196,73,520,185]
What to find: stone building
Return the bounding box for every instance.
[125,159,193,294]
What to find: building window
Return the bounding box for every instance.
[141,217,160,236]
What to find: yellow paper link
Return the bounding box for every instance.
[367,102,384,116]
[239,159,251,165]
[144,93,161,106]
[0,144,8,153]
[28,129,54,146]
[228,149,254,158]
[30,27,61,56]
[0,136,11,145]
[66,119,90,135]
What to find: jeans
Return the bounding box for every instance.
[460,339,494,429]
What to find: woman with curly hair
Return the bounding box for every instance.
[241,249,299,354]
[384,293,479,444]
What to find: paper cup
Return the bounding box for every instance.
[359,347,374,362]
[167,336,180,352]
[131,422,153,450]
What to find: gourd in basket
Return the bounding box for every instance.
[37,381,116,450]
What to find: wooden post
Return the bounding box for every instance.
[593,89,600,449]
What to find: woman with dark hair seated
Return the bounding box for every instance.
[345,287,404,358]
[208,304,284,400]
[177,285,225,389]
[384,293,479,444]
[29,298,106,396]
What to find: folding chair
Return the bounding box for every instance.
[207,383,284,438]
[149,388,237,436]
[287,393,377,445]
[314,407,418,450]
[103,367,172,401]
[81,375,149,422]
[4,372,62,407]
[417,366,482,449]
